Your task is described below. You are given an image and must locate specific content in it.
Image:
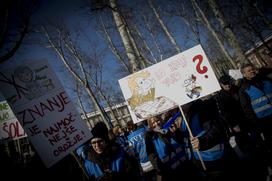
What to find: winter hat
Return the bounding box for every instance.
[91,122,109,142]
[219,75,232,85]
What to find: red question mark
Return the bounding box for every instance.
[193,54,208,78]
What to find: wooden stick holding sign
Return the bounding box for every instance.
[179,105,207,171]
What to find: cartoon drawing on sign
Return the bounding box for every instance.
[14,66,55,100]
[128,71,155,110]
[127,71,176,119]
[184,74,202,99]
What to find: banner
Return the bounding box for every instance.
[119,45,221,123]
[0,60,92,167]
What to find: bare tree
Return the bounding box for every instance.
[190,0,238,68]
[208,0,248,64]
[41,24,113,128]
[109,0,142,72]
[75,83,95,128]
[174,3,201,44]
[0,0,38,64]
[99,15,130,72]
[142,13,164,61]
[148,0,181,53]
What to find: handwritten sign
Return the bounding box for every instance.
[0,117,26,142]
[0,60,92,167]
[0,93,26,142]
[119,45,221,123]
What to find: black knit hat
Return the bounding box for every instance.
[219,75,232,85]
[91,122,109,141]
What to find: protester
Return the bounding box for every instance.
[183,98,236,181]
[83,122,141,181]
[112,125,132,155]
[239,63,272,180]
[239,63,272,148]
[162,109,206,181]
[126,120,157,181]
[145,115,203,181]
[215,75,251,158]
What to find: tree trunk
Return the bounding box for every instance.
[42,26,113,128]
[109,0,140,73]
[99,15,130,72]
[148,0,181,53]
[208,0,248,65]
[191,0,238,68]
[76,83,94,128]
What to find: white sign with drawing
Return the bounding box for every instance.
[119,45,221,123]
[0,60,92,167]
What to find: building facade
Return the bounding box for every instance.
[81,102,133,129]
[245,34,272,68]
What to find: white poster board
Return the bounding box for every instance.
[0,60,92,167]
[0,100,26,142]
[229,69,243,80]
[119,45,221,123]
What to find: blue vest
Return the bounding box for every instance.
[152,135,186,170]
[245,80,272,119]
[127,127,148,163]
[170,138,187,163]
[84,150,124,179]
[189,114,225,161]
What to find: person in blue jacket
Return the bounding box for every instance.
[184,98,236,181]
[145,115,203,181]
[83,122,141,181]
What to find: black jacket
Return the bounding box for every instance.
[215,86,246,130]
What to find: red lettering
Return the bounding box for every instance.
[59,91,70,105]
[17,91,70,126]
[9,123,16,138]
[28,125,41,137]
[16,121,25,137]
[2,122,9,139]
[48,133,62,146]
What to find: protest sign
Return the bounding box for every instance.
[229,69,243,80]
[0,93,26,142]
[119,45,221,123]
[0,117,26,142]
[0,60,92,167]
[0,100,16,124]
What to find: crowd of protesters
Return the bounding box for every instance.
[74,63,272,181]
[1,63,271,181]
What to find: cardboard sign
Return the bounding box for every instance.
[119,45,221,123]
[0,60,92,167]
